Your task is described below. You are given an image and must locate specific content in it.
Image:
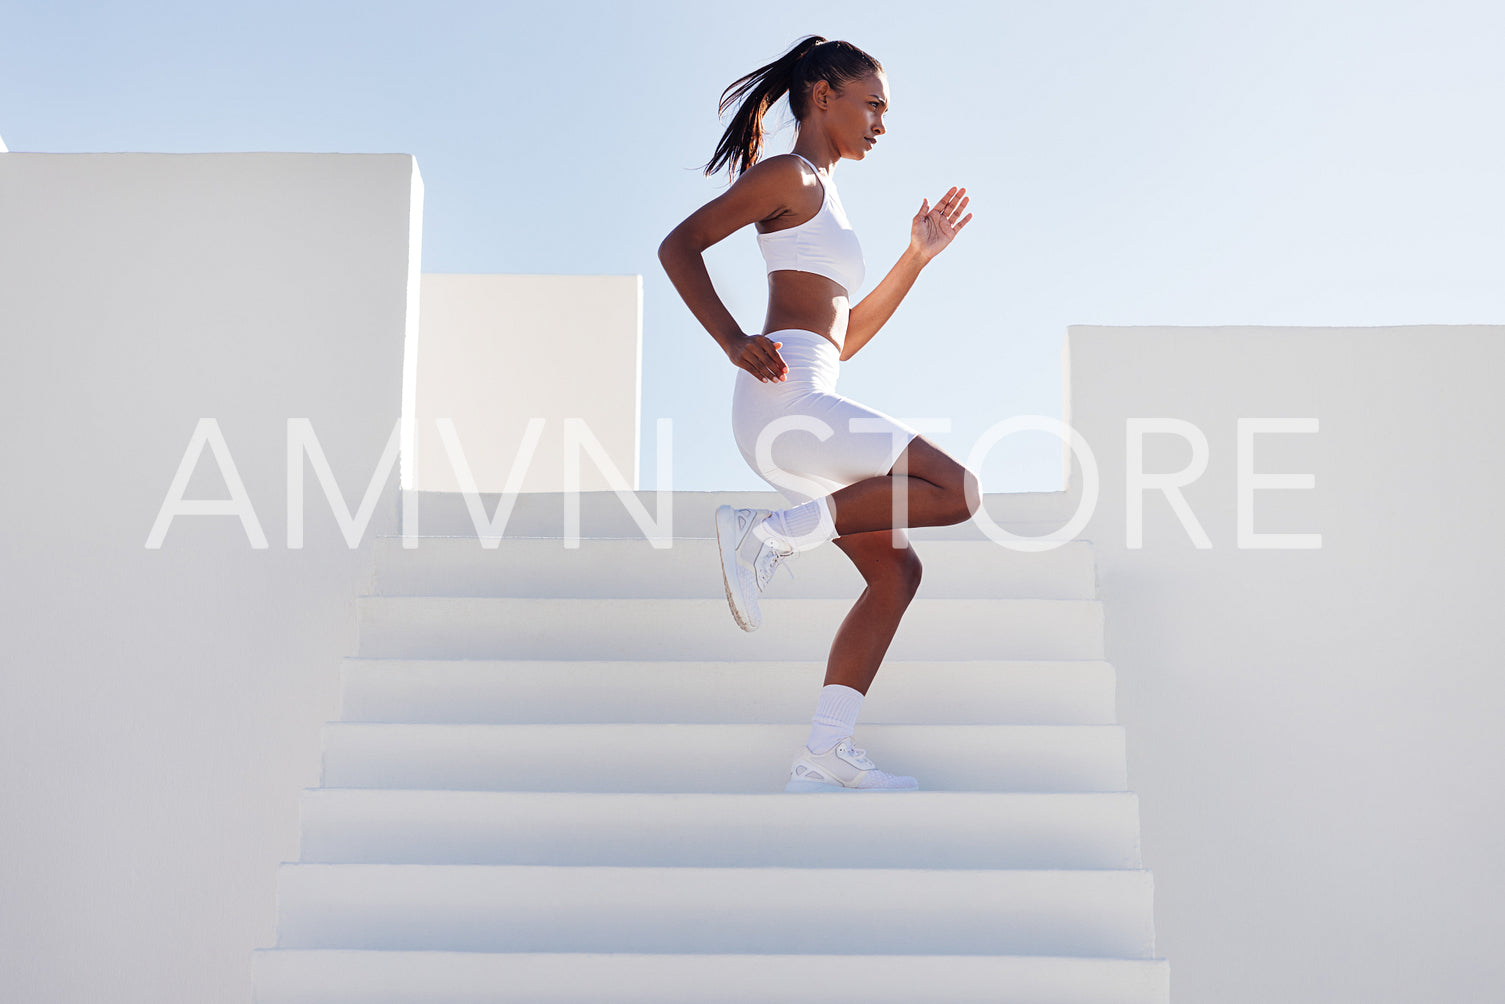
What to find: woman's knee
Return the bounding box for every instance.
[938,464,982,524]
[874,547,923,598]
[957,466,983,521]
[899,438,981,524]
[835,534,924,596]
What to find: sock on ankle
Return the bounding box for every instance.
[806,683,865,754]
[772,495,837,551]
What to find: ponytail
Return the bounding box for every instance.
[702,35,883,183]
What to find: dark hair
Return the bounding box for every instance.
[702,35,884,183]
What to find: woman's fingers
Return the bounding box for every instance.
[921,186,969,216]
[764,351,788,382]
[935,187,966,214]
[770,341,786,382]
[751,338,788,383]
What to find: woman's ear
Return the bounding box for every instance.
[810,78,830,111]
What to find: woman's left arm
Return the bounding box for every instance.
[842,186,973,362]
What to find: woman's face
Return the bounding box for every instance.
[814,70,889,161]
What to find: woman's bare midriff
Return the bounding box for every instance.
[760,269,848,354]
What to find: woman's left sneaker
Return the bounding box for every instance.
[714,505,797,632]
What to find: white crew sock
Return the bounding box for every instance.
[768,495,837,552]
[805,683,865,754]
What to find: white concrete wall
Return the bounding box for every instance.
[0,152,421,1004]
[412,273,642,496]
[1063,325,1505,1003]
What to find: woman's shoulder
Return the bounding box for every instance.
[730,152,800,184]
[740,154,821,201]
[726,156,823,232]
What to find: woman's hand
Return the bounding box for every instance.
[910,186,973,264]
[727,332,789,383]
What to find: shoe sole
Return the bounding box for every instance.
[714,505,758,632]
[784,778,920,793]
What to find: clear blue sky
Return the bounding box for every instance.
[4,1,1501,493]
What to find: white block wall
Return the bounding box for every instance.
[0,152,420,1004]
[1063,324,1505,1003]
[412,274,642,494]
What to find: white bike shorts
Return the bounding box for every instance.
[731,327,921,519]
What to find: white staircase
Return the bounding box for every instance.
[252,491,1170,1003]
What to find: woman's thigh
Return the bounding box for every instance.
[887,435,983,511]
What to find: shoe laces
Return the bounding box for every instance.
[754,538,796,590]
[836,738,875,769]
[752,541,800,596]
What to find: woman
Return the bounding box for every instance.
[657,35,981,792]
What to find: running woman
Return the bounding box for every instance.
[658,35,980,791]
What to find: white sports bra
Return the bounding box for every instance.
[756,153,866,296]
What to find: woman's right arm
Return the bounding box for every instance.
[657,160,793,383]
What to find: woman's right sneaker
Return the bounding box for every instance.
[784,736,920,792]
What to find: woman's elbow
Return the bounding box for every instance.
[660,221,698,255]
[657,235,685,280]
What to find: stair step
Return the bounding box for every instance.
[254,494,1168,1001]
[355,597,1105,660]
[371,535,1099,599]
[297,789,1143,868]
[253,949,1170,1003]
[319,723,1128,793]
[337,658,1118,724]
[270,864,1157,957]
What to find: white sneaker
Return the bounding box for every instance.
[784,736,920,792]
[714,505,798,632]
